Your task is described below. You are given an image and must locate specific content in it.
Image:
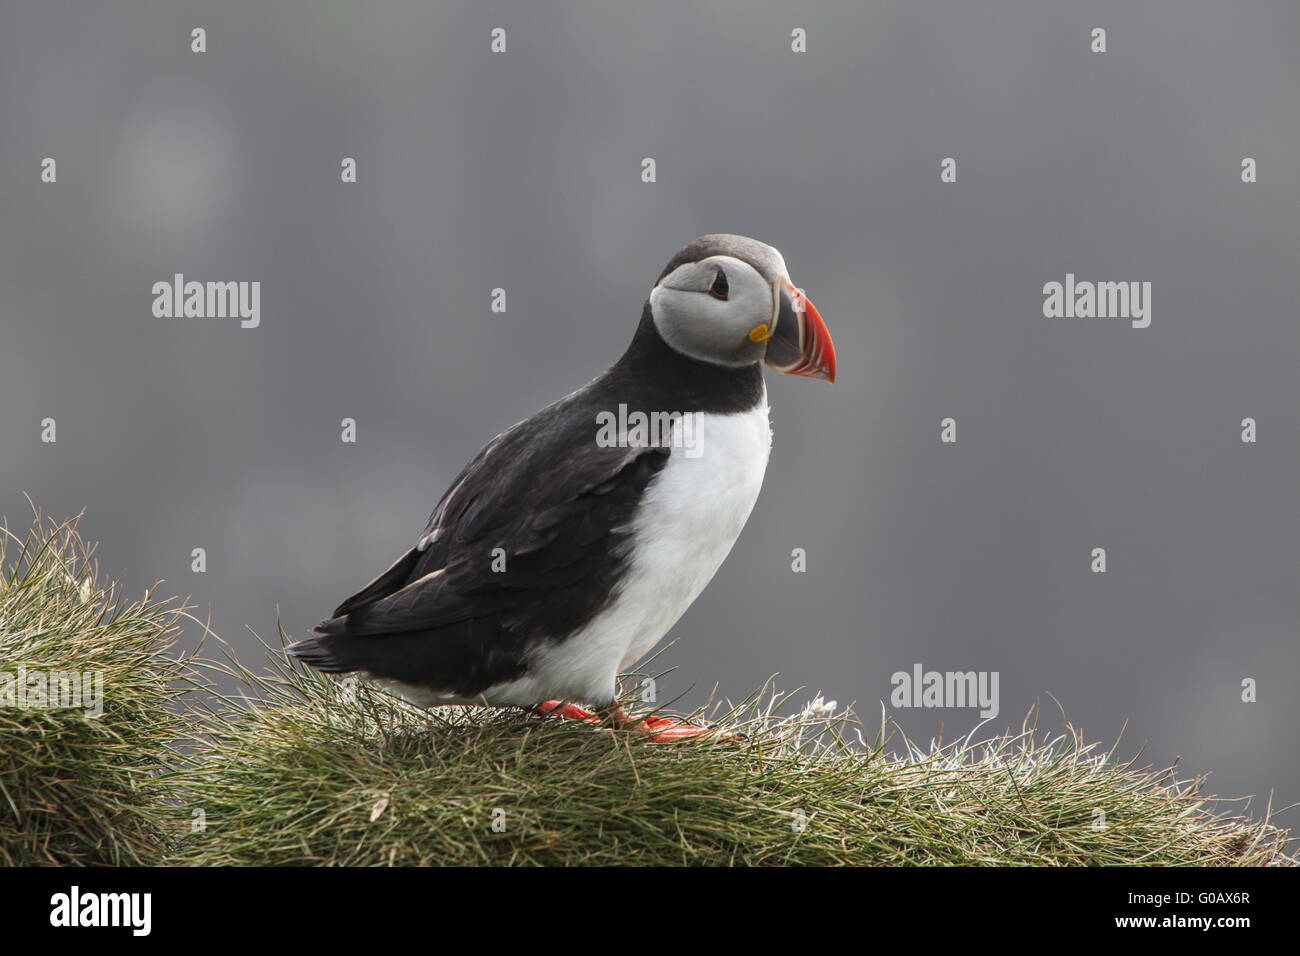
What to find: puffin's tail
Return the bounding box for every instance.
[285,629,363,674]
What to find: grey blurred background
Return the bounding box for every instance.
[1,2,1296,816]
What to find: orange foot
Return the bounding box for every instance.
[534,701,741,742]
[533,700,601,723]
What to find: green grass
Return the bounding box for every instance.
[1,511,1294,866]
[0,509,193,865]
[165,642,1292,866]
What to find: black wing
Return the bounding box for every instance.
[287,402,670,698]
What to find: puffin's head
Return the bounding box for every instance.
[648,234,836,383]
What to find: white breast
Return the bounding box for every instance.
[481,391,773,707]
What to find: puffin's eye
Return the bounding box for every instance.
[708,269,729,300]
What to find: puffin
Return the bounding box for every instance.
[287,234,836,740]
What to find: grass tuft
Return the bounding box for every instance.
[166,630,1294,867]
[0,508,193,865]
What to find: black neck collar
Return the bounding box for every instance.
[599,302,766,414]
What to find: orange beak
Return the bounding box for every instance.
[763,278,836,383]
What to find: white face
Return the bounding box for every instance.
[649,253,785,368]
